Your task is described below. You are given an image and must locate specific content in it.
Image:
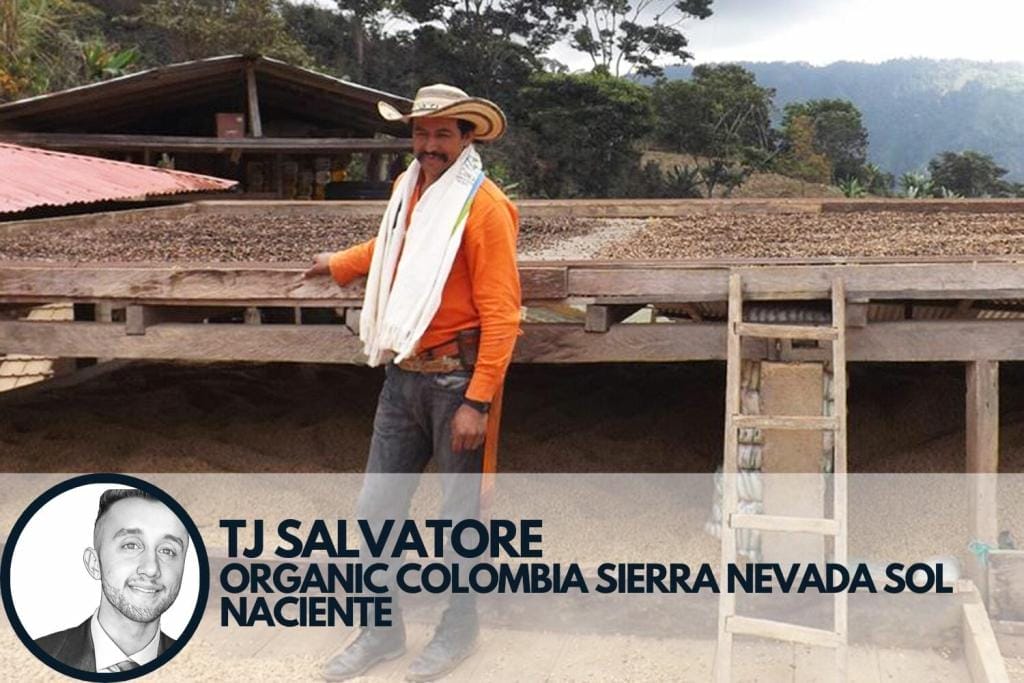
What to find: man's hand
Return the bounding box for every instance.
[303,252,334,279]
[451,404,487,453]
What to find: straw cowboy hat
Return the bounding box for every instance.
[378,84,507,142]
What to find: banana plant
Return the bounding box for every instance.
[838,176,867,198]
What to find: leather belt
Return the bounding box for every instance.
[395,330,479,374]
[396,355,464,373]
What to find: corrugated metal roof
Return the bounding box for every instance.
[0,143,236,214]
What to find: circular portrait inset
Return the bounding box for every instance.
[1,474,209,681]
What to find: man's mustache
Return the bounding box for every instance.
[416,151,449,164]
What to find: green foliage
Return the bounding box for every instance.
[495,71,653,198]
[927,150,1012,198]
[386,0,575,101]
[138,0,311,64]
[859,162,894,196]
[838,177,866,198]
[0,0,106,100]
[567,0,712,78]
[774,114,832,184]
[82,41,139,79]
[900,172,934,199]
[781,99,868,183]
[618,161,702,198]
[651,64,775,160]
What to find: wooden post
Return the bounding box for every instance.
[245,63,263,138]
[366,153,381,182]
[967,360,999,601]
[273,154,283,198]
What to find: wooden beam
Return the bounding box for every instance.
[967,361,1000,600]
[570,263,1024,302]
[584,304,644,332]
[0,133,410,154]
[847,301,869,328]
[10,317,1024,363]
[345,308,361,335]
[126,304,159,335]
[0,320,365,363]
[245,63,263,138]
[0,264,569,306]
[12,261,1024,308]
[962,581,1011,683]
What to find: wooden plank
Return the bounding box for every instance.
[832,277,850,681]
[245,63,263,138]
[584,304,644,332]
[847,301,869,327]
[736,322,838,340]
[846,322,1024,362]
[967,361,1000,601]
[0,132,411,153]
[726,616,841,649]
[963,601,1011,683]
[0,264,569,305]
[568,262,1024,301]
[9,319,1024,364]
[730,513,838,535]
[733,415,837,430]
[0,320,366,363]
[344,307,361,335]
[714,273,743,683]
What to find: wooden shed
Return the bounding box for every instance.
[0,55,413,199]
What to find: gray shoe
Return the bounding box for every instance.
[323,624,406,681]
[405,607,479,682]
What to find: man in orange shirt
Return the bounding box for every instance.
[305,84,520,682]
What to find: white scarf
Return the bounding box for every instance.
[360,145,485,365]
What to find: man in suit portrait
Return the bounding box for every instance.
[33,488,189,673]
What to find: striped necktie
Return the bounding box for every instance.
[111,659,139,671]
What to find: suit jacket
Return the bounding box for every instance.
[34,617,175,672]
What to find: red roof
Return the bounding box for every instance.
[0,143,237,214]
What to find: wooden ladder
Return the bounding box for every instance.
[714,272,849,682]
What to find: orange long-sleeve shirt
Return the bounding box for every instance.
[329,174,521,403]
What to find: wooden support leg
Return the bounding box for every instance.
[584,304,644,332]
[73,303,97,369]
[967,360,999,602]
[345,308,361,335]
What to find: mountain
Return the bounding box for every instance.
[662,59,1024,181]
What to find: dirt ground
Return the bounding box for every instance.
[4,361,1024,567]
[7,361,1024,475]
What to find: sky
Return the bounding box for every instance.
[548,0,1024,69]
[302,0,1024,70]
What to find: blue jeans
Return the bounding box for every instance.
[355,364,484,616]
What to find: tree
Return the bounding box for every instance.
[495,71,653,197]
[138,0,311,64]
[0,0,110,100]
[568,0,712,78]
[392,0,573,101]
[774,114,832,184]
[927,150,1012,197]
[781,99,868,183]
[651,64,775,160]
